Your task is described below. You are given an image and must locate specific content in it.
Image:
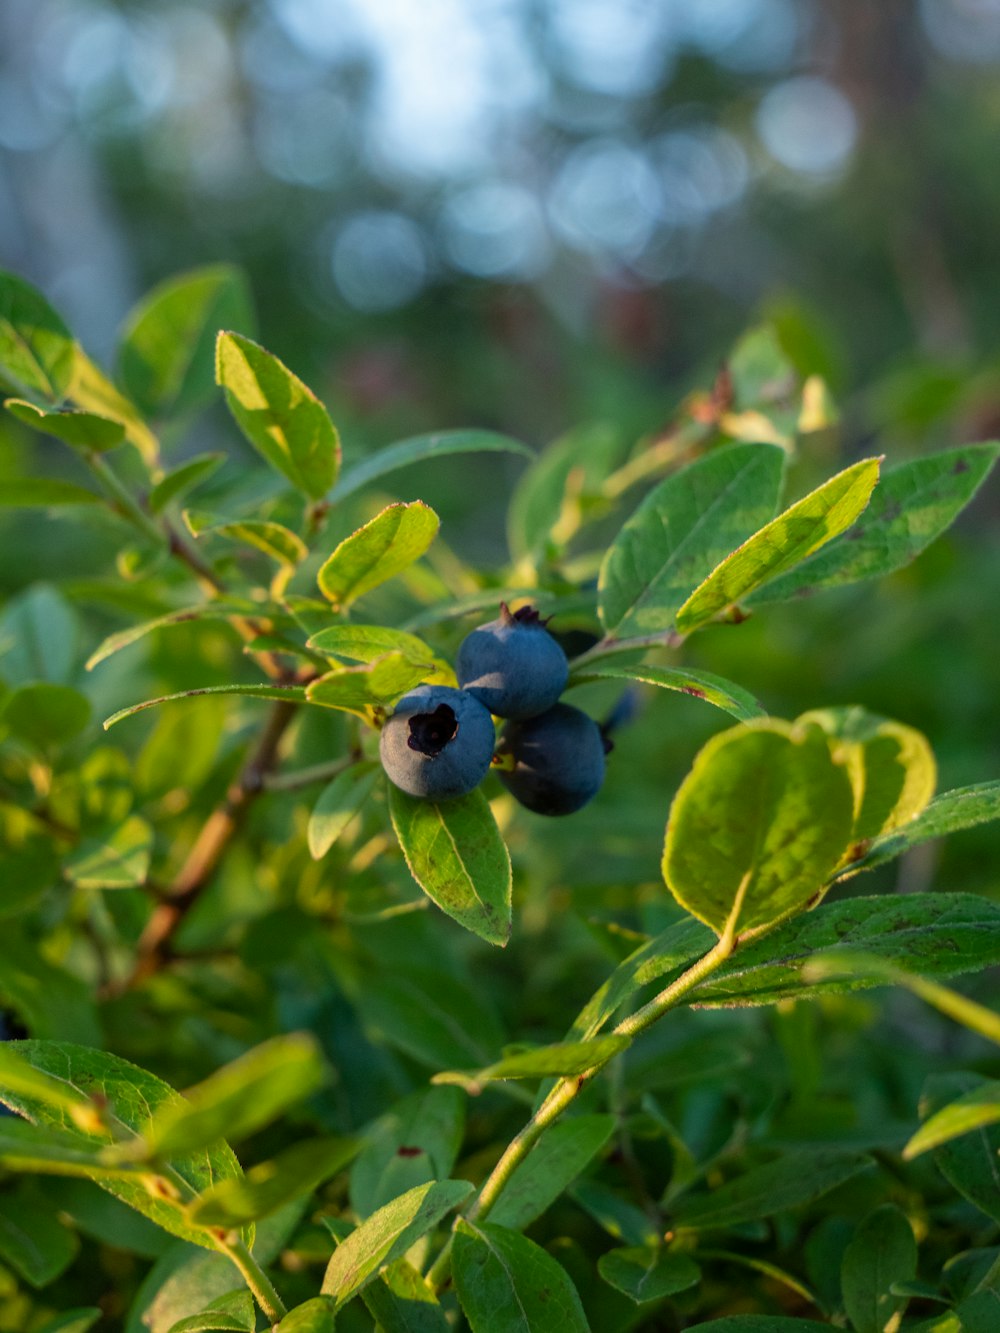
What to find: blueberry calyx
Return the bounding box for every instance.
[407,703,458,756]
[499,600,549,628]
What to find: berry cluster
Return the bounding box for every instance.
[379,603,607,815]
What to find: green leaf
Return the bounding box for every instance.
[216,331,339,498]
[842,781,1000,877]
[0,478,100,507]
[572,1180,659,1247]
[350,1086,466,1220]
[507,422,623,562]
[136,696,225,799]
[308,764,380,859]
[321,1179,473,1305]
[570,662,765,722]
[362,1259,449,1333]
[598,443,785,636]
[0,1118,148,1178]
[681,1320,833,1332]
[452,1219,591,1333]
[306,654,433,720]
[750,442,1000,602]
[132,1034,327,1160]
[904,1080,1000,1159]
[317,502,440,609]
[34,1309,102,1333]
[103,683,306,730]
[86,599,269,671]
[188,1136,359,1227]
[841,1204,917,1333]
[489,1114,616,1233]
[0,1044,98,1121]
[149,454,227,514]
[663,720,855,936]
[0,1183,78,1287]
[694,894,1000,1007]
[921,1074,1000,1225]
[672,1151,871,1229]
[569,918,714,1040]
[0,932,100,1045]
[0,1041,245,1249]
[65,346,159,464]
[597,1246,701,1304]
[388,785,512,947]
[64,814,153,889]
[433,1037,630,1091]
[798,706,936,845]
[356,971,503,1072]
[168,1288,255,1332]
[675,457,881,633]
[277,1298,337,1332]
[0,271,74,403]
[0,840,59,918]
[335,429,533,504]
[119,266,253,422]
[2,682,91,747]
[5,398,126,450]
[184,510,308,567]
[0,583,80,685]
[307,623,445,671]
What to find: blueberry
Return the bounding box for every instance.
[456,603,569,720]
[380,684,496,800]
[496,702,607,816]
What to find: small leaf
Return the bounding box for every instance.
[0,271,74,403]
[452,1219,591,1333]
[317,501,440,609]
[599,443,785,636]
[490,1115,616,1233]
[86,599,270,671]
[675,457,881,632]
[663,720,855,936]
[904,1080,1000,1159]
[168,1288,255,1332]
[276,1298,337,1332]
[751,442,1000,602]
[507,422,623,562]
[597,1246,701,1304]
[842,781,1000,878]
[350,1086,466,1220]
[306,654,433,720]
[64,815,153,889]
[570,662,765,723]
[5,398,126,450]
[308,623,448,676]
[798,706,935,844]
[103,683,306,730]
[0,583,80,685]
[571,1180,665,1248]
[184,510,308,567]
[189,1136,359,1227]
[433,1037,629,1091]
[149,454,226,514]
[0,1184,79,1287]
[321,1179,473,1305]
[362,1258,450,1333]
[308,765,380,859]
[66,345,159,464]
[0,933,100,1045]
[921,1074,1000,1226]
[695,893,1000,1008]
[132,1034,327,1160]
[335,429,533,504]
[119,265,253,422]
[2,682,91,747]
[840,1204,917,1333]
[216,331,339,498]
[672,1151,871,1229]
[388,786,512,947]
[0,478,100,507]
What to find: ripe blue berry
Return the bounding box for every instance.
[456,603,569,720]
[496,702,607,816]
[380,685,496,800]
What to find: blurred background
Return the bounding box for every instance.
[4,0,1000,448]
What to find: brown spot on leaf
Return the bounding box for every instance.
[953,457,970,474]
[397,1145,423,1158]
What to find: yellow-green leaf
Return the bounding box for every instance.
[317,501,440,609]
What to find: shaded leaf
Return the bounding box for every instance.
[189,1136,359,1227]
[350,1086,466,1220]
[490,1115,616,1233]
[103,683,306,730]
[841,1204,917,1333]
[433,1036,630,1091]
[321,1179,472,1305]
[5,399,125,450]
[452,1219,591,1333]
[0,934,100,1045]
[663,720,854,936]
[149,453,227,513]
[356,970,503,1072]
[599,443,785,636]
[904,1080,1000,1159]
[507,422,623,561]
[0,270,74,403]
[119,266,253,422]
[276,1298,337,1332]
[682,1319,833,1332]
[308,764,380,859]
[597,1246,701,1304]
[86,600,269,671]
[317,501,439,610]
[922,1074,1000,1226]
[167,1288,255,1333]
[335,429,533,504]
[362,1259,450,1333]
[0,583,80,685]
[570,661,765,722]
[64,814,152,889]
[672,1151,871,1229]
[34,1309,102,1333]
[751,443,1000,602]
[0,1118,148,1179]
[0,478,100,507]
[388,786,512,947]
[216,331,339,498]
[675,457,881,632]
[2,682,91,747]
[0,1184,78,1287]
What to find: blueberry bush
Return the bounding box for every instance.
[0,265,999,1332]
